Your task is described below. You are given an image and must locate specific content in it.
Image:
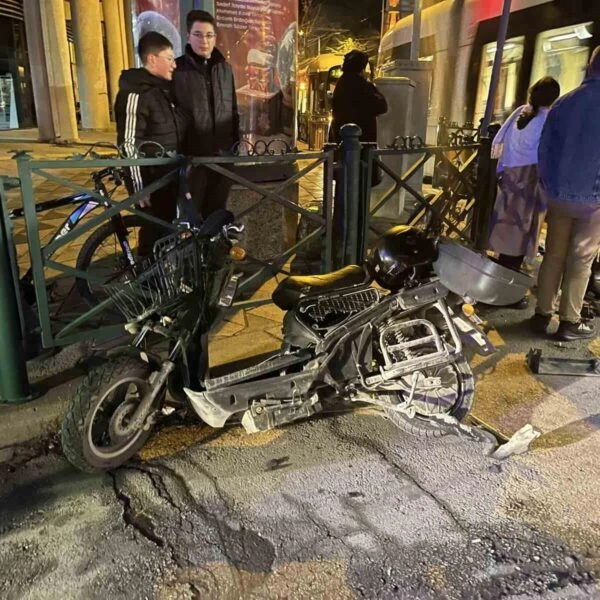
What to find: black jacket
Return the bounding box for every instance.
[115,68,187,191]
[330,73,388,143]
[174,45,240,156]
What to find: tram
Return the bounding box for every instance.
[378,0,600,141]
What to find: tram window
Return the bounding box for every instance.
[474,37,524,126]
[389,35,436,62]
[530,23,593,96]
[474,36,525,123]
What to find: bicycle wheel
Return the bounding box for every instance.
[76,215,145,306]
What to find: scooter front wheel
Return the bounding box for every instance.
[61,356,156,473]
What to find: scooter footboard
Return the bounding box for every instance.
[184,371,316,428]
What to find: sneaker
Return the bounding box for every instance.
[530,313,552,334]
[555,320,594,342]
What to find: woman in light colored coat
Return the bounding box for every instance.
[488,77,561,274]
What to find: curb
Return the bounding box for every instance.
[0,377,79,463]
[0,344,91,463]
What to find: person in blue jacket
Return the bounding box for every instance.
[531,46,600,341]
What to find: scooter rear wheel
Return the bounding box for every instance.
[382,355,474,438]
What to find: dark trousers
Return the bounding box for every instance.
[189,165,233,219]
[137,169,178,258]
[498,253,524,271]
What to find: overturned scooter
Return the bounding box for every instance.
[61,212,494,473]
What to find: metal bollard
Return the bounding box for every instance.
[0,177,34,403]
[472,136,493,251]
[340,123,363,266]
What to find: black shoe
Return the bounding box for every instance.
[530,313,552,334]
[508,296,529,310]
[555,320,595,342]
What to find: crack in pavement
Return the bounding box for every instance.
[176,455,277,571]
[116,456,276,597]
[328,417,470,534]
[110,466,195,569]
[109,471,167,549]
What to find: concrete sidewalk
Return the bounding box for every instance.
[0,127,116,144]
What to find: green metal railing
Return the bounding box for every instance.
[0,147,336,402]
[189,149,335,311]
[337,124,484,265]
[1,128,486,403]
[15,152,182,350]
[0,177,34,402]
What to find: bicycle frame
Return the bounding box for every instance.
[11,168,137,289]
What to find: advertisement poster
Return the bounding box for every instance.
[131,0,182,60]
[214,0,298,146]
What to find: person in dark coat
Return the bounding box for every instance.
[329,50,387,264]
[115,32,188,257]
[174,10,240,219]
[330,50,388,144]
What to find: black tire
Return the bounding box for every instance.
[75,215,145,306]
[383,355,475,438]
[61,355,156,473]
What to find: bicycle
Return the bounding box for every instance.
[9,161,145,307]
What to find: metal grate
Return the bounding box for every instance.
[301,287,380,322]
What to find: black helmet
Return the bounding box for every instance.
[367,226,437,289]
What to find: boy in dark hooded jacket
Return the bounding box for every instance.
[330,50,388,144]
[115,32,187,257]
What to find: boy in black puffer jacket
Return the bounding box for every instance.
[174,10,240,219]
[115,32,188,257]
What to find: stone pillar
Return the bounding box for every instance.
[119,0,132,69]
[102,0,127,111]
[22,0,54,141]
[123,0,137,68]
[71,0,111,130]
[36,0,78,141]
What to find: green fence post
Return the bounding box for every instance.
[0,178,34,403]
[358,143,376,262]
[340,123,363,265]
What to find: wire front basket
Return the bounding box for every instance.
[105,232,203,322]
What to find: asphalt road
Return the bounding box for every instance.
[1,407,597,600]
[1,221,600,599]
[2,294,600,599]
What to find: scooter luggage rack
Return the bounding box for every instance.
[105,232,202,322]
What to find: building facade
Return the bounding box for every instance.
[0,0,134,140]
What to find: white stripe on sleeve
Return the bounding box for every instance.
[123,92,143,192]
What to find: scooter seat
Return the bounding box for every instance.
[272,265,371,310]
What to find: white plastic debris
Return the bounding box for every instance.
[491,424,541,460]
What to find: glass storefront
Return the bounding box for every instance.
[0,10,35,129]
[0,74,18,129]
[474,36,525,125]
[530,23,593,96]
